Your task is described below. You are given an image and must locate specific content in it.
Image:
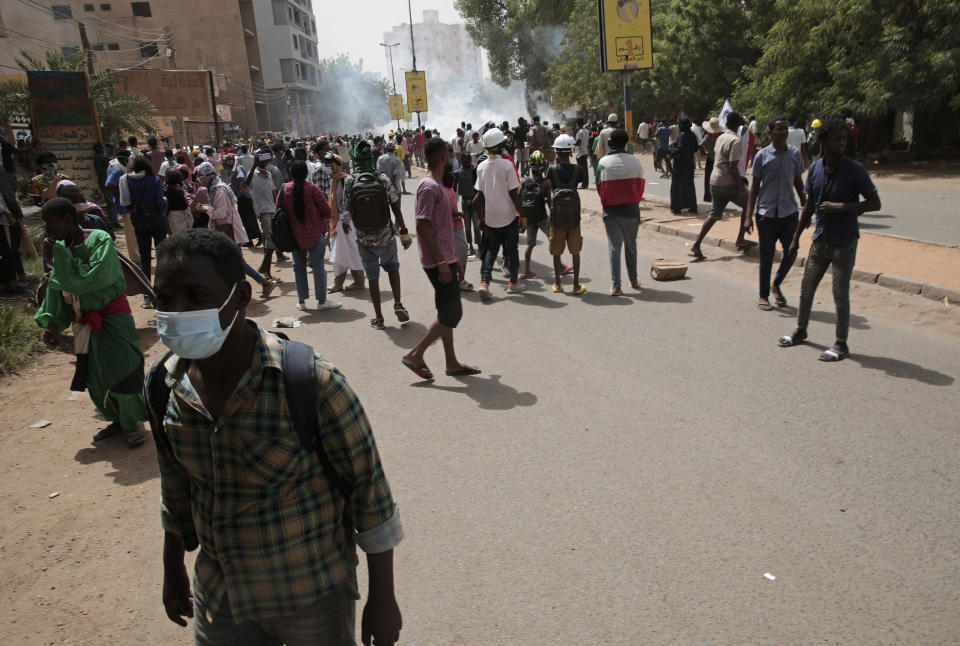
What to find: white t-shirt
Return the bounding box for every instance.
[466,139,484,156]
[787,127,806,150]
[474,155,520,228]
[637,121,650,139]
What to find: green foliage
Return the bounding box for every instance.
[0,50,157,144]
[0,305,46,377]
[315,55,391,133]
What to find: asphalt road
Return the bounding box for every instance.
[259,191,960,645]
[631,152,960,246]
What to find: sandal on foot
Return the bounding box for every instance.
[394,303,410,323]
[552,284,563,293]
[778,332,807,347]
[93,422,123,442]
[610,286,622,297]
[560,265,574,276]
[328,283,344,293]
[689,249,706,261]
[572,285,587,296]
[370,317,385,330]
[401,356,433,380]
[819,346,849,362]
[446,364,481,376]
[520,271,536,279]
[757,301,774,311]
[772,289,787,308]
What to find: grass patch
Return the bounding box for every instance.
[0,303,45,376]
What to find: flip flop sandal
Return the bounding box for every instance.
[394,304,410,322]
[775,295,787,308]
[572,285,587,296]
[520,271,536,279]
[819,347,849,362]
[610,286,622,297]
[778,332,806,347]
[370,317,385,330]
[446,365,481,376]
[757,302,775,311]
[401,356,433,380]
[560,265,574,276]
[552,284,564,293]
[328,284,344,293]
[93,422,123,442]
[689,250,706,261]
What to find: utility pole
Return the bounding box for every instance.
[208,70,221,146]
[407,0,420,129]
[77,22,94,76]
[380,41,401,133]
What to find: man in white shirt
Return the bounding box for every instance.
[473,128,524,298]
[594,113,619,160]
[787,116,808,165]
[575,119,591,189]
[465,132,484,162]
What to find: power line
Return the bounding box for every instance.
[16,0,168,38]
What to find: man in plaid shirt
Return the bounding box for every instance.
[149,229,403,645]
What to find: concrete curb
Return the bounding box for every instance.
[644,220,960,305]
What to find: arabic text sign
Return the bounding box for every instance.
[390,94,405,120]
[28,71,97,126]
[598,0,653,71]
[37,124,104,202]
[405,71,428,113]
[114,70,211,117]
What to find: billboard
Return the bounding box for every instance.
[389,94,404,120]
[598,0,653,71]
[114,69,211,117]
[405,71,428,113]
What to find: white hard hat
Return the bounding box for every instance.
[482,128,506,149]
[552,134,575,151]
[607,113,618,123]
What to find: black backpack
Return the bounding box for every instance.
[146,337,354,534]
[519,178,545,222]
[548,165,581,230]
[350,172,390,232]
[272,202,299,252]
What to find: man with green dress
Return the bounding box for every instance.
[35,197,148,447]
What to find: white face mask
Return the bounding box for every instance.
[156,283,239,359]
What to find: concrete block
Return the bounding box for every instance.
[876,273,924,294]
[719,238,740,252]
[851,268,879,284]
[702,234,722,247]
[658,225,679,236]
[920,282,960,303]
[641,222,661,233]
[675,229,698,241]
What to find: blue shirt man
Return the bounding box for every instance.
[805,155,877,245]
[752,144,804,218]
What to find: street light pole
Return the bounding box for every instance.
[380,41,402,133]
[407,0,420,128]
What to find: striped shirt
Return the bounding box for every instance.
[596,151,646,210]
[149,322,402,622]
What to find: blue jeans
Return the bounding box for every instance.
[603,214,640,288]
[292,235,327,302]
[757,213,798,298]
[481,221,520,284]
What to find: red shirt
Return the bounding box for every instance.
[276,181,331,249]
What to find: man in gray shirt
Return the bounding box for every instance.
[744,115,805,310]
[246,151,284,279]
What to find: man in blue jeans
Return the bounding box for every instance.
[778,119,881,362]
[596,129,646,296]
[744,115,806,311]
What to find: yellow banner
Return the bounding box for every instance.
[405,71,428,112]
[390,94,404,120]
[598,0,653,71]
[403,104,412,123]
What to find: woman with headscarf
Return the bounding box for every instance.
[669,115,699,214]
[277,160,341,311]
[324,152,365,292]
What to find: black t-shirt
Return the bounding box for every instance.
[165,186,189,211]
[514,125,529,146]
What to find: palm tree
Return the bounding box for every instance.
[0,50,157,145]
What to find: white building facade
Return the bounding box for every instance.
[382,10,483,89]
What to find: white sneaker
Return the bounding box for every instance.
[297,302,308,311]
[477,283,491,300]
[506,283,526,294]
[315,300,342,311]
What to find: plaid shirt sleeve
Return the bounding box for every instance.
[146,355,200,551]
[314,357,403,553]
[379,173,400,204]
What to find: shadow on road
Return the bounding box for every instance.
[804,342,955,386]
[74,438,160,486]
[295,307,366,324]
[778,309,870,330]
[382,321,428,348]
[412,374,537,410]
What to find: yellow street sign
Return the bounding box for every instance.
[403,104,412,123]
[598,0,653,71]
[405,71,428,112]
[390,94,404,120]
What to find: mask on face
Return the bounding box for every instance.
[42,163,58,181]
[156,283,239,359]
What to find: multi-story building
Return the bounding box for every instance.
[249,0,321,135]
[0,0,315,139]
[382,10,484,90]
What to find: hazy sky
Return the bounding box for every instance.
[314,0,466,81]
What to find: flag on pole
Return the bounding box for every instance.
[717,99,754,175]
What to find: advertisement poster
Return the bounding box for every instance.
[598,0,653,71]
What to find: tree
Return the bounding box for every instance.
[0,50,157,145]
[315,55,391,133]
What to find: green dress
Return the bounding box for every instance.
[35,229,148,430]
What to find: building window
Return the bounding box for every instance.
[287,6,293,19]
[92,43,104,51]
[107,42,119,50]
[61,45,81,57]
[292,34,298,49]
[280,58,293,83]
[84,3,95,11]
[311,19,316,34]
[130,1,151,17]
[52,5,73,20]
[100,3,111,9]
[271,0,286,25]
[138,41,158,57]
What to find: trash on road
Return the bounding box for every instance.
[28,420,52,429]
[763,572,776,581]
[273,318,301,329]
[48,492,60,499]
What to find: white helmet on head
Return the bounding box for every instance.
[482,127,506,149]
[607,113,618,123]
[552,134,575,151]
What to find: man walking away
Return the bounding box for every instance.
[247,152,280,280]
[744,116,805,311]
[596,129,645,296]
[519,150,551,280]
[455,152,480,257]
[575,119,591,189]
[778,119,880,362]
[655,120,672,178]
[690,111,747,260]
[700,117,722,203]
[593,113,619,160]
[547,135,586,295]
[376,142,405,197]
[787,116,809,166]
[150,229,403,644]
[402,138,479,381]
[474,128,525,299]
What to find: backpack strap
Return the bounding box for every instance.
[281,339,353,506]
[145,351,173,436]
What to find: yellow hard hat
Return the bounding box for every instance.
[811,118,822,129]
